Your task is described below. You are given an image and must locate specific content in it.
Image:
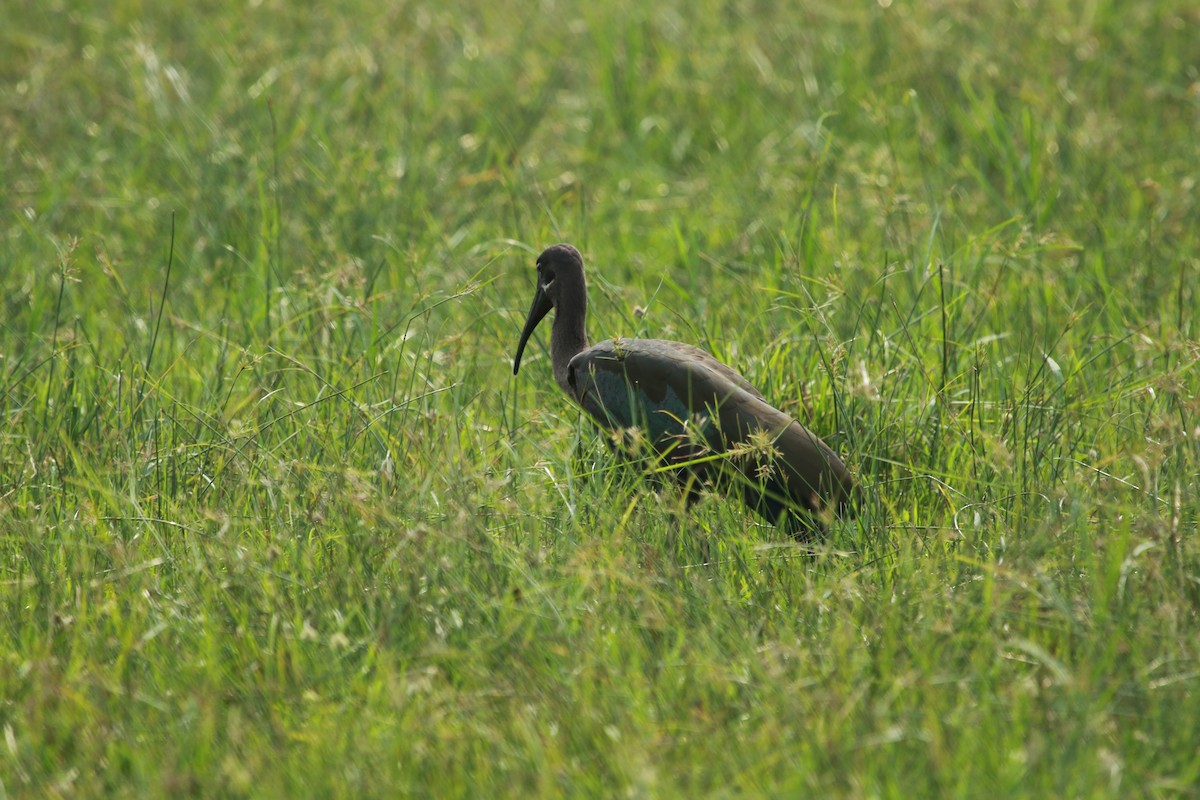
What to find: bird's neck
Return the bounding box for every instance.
[551,308,588,396]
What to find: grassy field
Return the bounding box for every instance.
[3,0,1199,796]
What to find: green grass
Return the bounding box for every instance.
[3,0,1199,796]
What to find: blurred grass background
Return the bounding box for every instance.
[2,0,1199,796]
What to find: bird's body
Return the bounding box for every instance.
[513,244,856,537]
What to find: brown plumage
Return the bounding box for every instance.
[513,243,857,537]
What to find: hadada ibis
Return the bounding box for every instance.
[513,243,857,537]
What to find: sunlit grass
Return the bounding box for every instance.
[2,0,1198,796]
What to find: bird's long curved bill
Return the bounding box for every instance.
[513,284,552,375]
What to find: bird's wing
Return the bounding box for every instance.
[654,341,766,402]
[568,338,856,515]
[717,390,857,516]
[568,339,745,440]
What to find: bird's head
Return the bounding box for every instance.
[513,243,586,375]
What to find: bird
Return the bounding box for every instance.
[512,243,857,538]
